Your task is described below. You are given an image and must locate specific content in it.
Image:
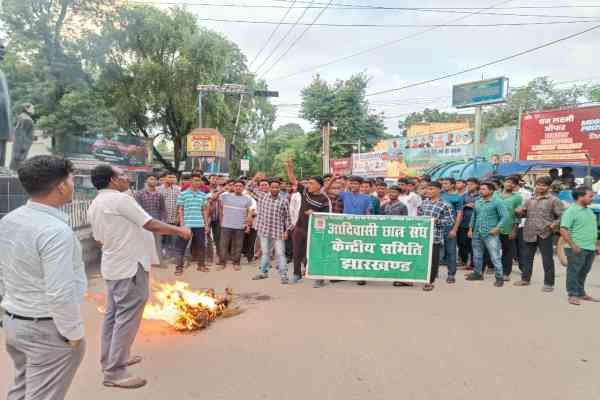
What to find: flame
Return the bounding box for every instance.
[143,281,231,331]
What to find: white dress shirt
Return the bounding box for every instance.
[88,189,157,280]
[289,191,302,227]
[0,201,87,340]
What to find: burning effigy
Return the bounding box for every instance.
[142,281,236,331]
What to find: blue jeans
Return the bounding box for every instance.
[259,235,288,278]
[442,229,457,277]
[472,234,503,279]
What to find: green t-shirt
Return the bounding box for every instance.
[560,204,598,251]
[499,192,523,235]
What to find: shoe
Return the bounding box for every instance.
[503,275,510,282]
[215,263,226,271]
[103,376,147,389]
[291,275,302,284]
[446,276,456,284]
[357,280,367,286]
[514,280,530,286]
[465,273,484,281]
[542,285,554,293]
[280,277,289,285]
[494,279,504,287]
[252,273,268,280]
[313,280,324,288]
[422,283,434,291]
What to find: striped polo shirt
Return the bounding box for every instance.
[177,189,208,228]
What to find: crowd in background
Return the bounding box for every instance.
[133,161,599,303]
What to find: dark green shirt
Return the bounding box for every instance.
[499,192,523,235]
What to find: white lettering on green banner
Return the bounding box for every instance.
[306,213,433,282]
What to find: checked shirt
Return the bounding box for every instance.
[248,183,291,240]
[417,199,455,244]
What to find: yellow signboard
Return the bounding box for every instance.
[406,122,471,138]
[186,128,226,158]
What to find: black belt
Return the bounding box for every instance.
[5,312,52,322]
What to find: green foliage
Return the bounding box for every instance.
[483,77,588,130]
[591,85,600,102]
[300,73,387,159]
[96,5,275,171]
[252,123,320,178]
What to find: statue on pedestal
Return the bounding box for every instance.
[9,103,35,171]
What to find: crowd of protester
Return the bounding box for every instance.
[134,160,598,302]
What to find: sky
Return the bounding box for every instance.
[137,0,600,135]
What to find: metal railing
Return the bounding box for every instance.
[61,199,93,230]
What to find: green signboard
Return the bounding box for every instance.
[452,77,508,109]
[306,213,433,282]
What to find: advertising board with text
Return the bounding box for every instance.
[519,106,600,164]
[306,213,433,282]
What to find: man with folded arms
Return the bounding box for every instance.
[0,155,86,400]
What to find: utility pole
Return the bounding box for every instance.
[322,121,332,175]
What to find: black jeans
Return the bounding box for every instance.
[211,221,221,261]
[500,234,516,276]
[515,227,526,272]
[175,227,205,267]
[292,227,308,278]
[521,235,555,286]
[457,226,471,265]
[219,227,245,264]
[242,228,257,262]
[430,243,441,284]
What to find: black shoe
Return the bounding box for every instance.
[494,279,504,287]
[357,281,367,286]
[465,272,484,281]
[446,276,456,284]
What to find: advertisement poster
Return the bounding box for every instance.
[186,128,226,158]
[481,126,517,163]
[351,152,387,178]
[330,157,352,176]
[519,106,600,164]
[306,213,433,282]
[404,129,474,170]
[373,138,410,178]
[63,134,150,171]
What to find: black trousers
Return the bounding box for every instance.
[515,227,526,272]
[521,235,555,286]
[457,226,472,265]
[430,243,441,284]
[211,221,221,260]
[292,227,308,277]
[242,228,257,262]
[219,227,245,264]
[175,227,205,267]
[500,234,515,276]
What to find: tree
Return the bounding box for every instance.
[97,5,275,172]
[300,73,387,160]
[591,85,600,102]
[398,109,470,136]
[483,77,588,129]
[1,0,120,150]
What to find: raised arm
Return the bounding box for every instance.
[285,159,298,188]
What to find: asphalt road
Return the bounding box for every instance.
[2,258,600,400]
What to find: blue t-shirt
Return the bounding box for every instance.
[441,192,464,218]
[338,191,372,215]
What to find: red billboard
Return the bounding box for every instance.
[520,106,600,164]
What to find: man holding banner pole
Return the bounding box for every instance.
[417,181,455,291]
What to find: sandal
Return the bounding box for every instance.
[568,297,581,306]
[175,266,184,276]
[581,295,600,302]
[233,264,242,271]
[197,265,210,272]
[422,283,434,291]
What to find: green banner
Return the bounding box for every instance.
[307,213,434,282]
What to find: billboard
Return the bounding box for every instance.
[373,138,409,178]
[330,157,352,176]
[452,77,509,109]
[404,127,474,170]
[407,121,470,138]
[186,128,226,158]
[352,152,387,178]
[519,106,600,164]
[63,134,151,172]
[481,126,517,164]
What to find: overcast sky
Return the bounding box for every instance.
[144,0,600,134]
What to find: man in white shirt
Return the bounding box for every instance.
[398,178,422,217]
[88,165,191,389]
[0,156,86,400]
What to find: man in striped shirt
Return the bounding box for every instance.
[173,173,210,276]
